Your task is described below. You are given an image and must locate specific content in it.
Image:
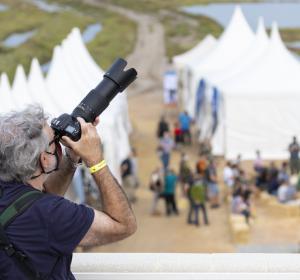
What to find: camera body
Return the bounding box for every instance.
[51,58,137,141]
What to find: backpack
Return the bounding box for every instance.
[190,181,206,204]
[0,187,58,279]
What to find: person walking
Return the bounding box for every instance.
[149,166,164,215]
[178,111,192,145]
[288,136,300,174]
[187,174,209,226]
[121,152,137,203]
[205,160,220,208]
[158,131,175,170]
[157,116,169,139]
[179,152,193,196]
[163,169,179,216]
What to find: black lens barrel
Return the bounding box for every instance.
[71,58,137,122]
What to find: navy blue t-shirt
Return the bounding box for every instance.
[0,181,94,279]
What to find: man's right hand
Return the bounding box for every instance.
[61,117,103,167]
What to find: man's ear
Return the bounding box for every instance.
[40,151,48,167]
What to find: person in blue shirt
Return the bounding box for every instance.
[0,105,137,279]
[178,111,192,145]
[163,169,179,216]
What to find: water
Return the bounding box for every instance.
[41,61,51,74]
[182,2,300,29]
[82,23,102,44]
[2,30,36,48]
[30,0,62,13]
[0,3,8,12]
[287,41,300,49]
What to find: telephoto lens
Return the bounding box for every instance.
[51,58,137,141]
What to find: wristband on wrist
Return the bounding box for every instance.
[89,160,107,174]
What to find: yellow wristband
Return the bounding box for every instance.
[89,160,107,174]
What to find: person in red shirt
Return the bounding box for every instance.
[173,121,183,147]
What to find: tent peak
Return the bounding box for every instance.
[29,57,43,79]
[271,22,282,43]
[256,17,268,41]
[221,5,254,41]
[0,73,10,88]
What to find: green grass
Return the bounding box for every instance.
[0,0,136,81]
[100,0,259,13]
[280,28,300,43]
[98,0,224,59]
[161,11,222,60]
[63,1,137,70]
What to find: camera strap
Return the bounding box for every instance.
[0,189,47,279]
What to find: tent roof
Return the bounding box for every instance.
[11,65,32,109]
[0,73,13,113]
[173,35,217,68]
[221,22,300,96]
[206,17,269,85]
[28,58,59,117]
[192,6,255,75]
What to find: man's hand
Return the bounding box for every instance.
[61,117,103,167]
[60,117,100,163]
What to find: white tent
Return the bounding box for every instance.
[209,18,269,156]
[174,35,217,110]
[11,65,33,110]
[0,73,13,113]
[188,6,255,118]
[218,23,300,160]
[173,34,217,70]
[27,58,59,118]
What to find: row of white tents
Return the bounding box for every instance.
[0,28,131,182]
[174,6,300,160]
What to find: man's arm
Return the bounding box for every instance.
[79,167,136,246]
[62,118,137,247]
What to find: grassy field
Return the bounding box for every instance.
[0,0,299,81]
[160,11,222,60]
[101,0,259,13]
[0,0,136,81]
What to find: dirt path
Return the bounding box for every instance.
[85,0,166,95]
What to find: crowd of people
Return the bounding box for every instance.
[223,136,300,222]
[252,138,300,205]
[152,112,300,227]
[149,112,225,227]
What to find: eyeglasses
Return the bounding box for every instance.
[47,138,62,158]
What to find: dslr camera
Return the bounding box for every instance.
[51,58,137,141]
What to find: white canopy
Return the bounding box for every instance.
[0,73,13,113]
[174,35,217,110]
[11,65,33,110]
[27,58,59,118]
[173,34,217,70]
[217,23,300,160]
[188,6,255,117]
[210,18,269,156]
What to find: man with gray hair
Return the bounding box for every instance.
[0,105,137,279]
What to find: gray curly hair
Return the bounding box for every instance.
[0,104,49,183]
